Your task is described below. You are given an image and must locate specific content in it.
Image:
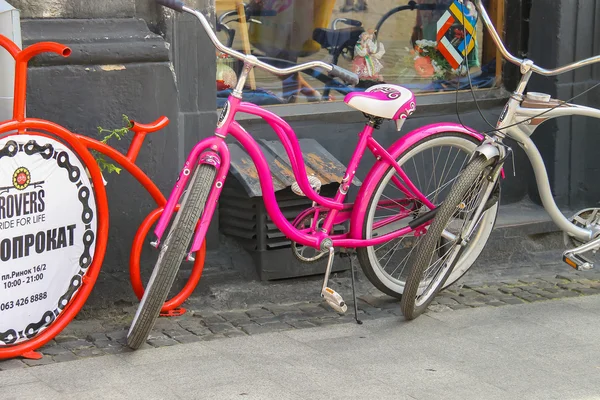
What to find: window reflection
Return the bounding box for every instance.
[215,0,497,107]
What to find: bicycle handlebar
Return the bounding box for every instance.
[155,0,360,86]
[156,0,184,12]
[473,0,600,76]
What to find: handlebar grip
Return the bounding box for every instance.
[155,0,185,12]
[343,19,362,27]
[329,65,359,86]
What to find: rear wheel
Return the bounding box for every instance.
[357,133,498,299]
[400,155,497,320]
[127,164,216,349]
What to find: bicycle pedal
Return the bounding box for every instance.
[322,287,347,314]
[159,307,186,317]
[563,252,594,271]
[291,175,322,197]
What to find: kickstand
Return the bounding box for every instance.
[350,255,363,325]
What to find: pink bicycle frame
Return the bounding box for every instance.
[154,94,483,253]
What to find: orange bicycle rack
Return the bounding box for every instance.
[0,35,205,360]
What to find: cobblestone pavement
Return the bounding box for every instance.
[2,267,600,370]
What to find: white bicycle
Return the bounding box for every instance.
[400,0,600,319]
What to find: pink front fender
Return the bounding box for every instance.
[348,122,484,239]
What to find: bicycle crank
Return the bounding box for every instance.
[563,208,600,270]
[320,242,347,314]
[291,211,328,263]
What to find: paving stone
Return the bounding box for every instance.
[86,332,108,342]
[531,280,555,288]
[355,302,381,314]
[557,283,587,290]
[542,287,561,293]
[522,288,555,297]
[428,304,453,312]
[265,305,303,315]
[193,312,225,324]
[461,284,480,290]
[486,301,506,307]
[245,308,274,318]
[178,320,211,336]
[198,334,227,341]
[458,300,486,308]
[40,345,70,356]
[298,304,329,316]
[286,320,317,329]
[513,293,546,302]
[147,331,169,341]
[206,322,238,335]
[577,278,600,285]
[173,335,203,344]
[152,318,180,330]
[148,337,179,347]
[311,318,346,327]
[106,330,128,341]
[0,359,27,370]
[556,274,575,281]
[22,356,55,367]
[572,288,600,295]
[537,292,567,299]
[252,315,285,325]
[54,334,78,344]
[73,347,104,358]
[241,322,292,335]
[60,340,94,351]
[500,297,525,305]
[101,345,131,355]
[435,296,460,306]
[52,352,79,363]
[219,311,252,324]
[277,311,312,321]
[93,340,121,349]
[558,290,582,298]
[517,280,537,285]
[457,289,481,298]
[162,327,191,339]
[480,282,502,288]
[358,294,390,308]
[224,330,247,338]
[498,287,522,295]
[448,304,471,311]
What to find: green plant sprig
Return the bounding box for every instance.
[93,114,133,174]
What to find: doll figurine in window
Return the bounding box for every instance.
[352,29,385,82]
[341,0,368,12]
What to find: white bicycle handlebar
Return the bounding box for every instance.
[473,0,600,76]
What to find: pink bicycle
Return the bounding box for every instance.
[127,0,499,348]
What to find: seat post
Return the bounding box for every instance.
[365,114,384,130]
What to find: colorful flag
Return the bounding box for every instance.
[436,0,477,69]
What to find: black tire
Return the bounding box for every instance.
[127,164,216,349]
[357,133,497,299]
[400,155,497,320]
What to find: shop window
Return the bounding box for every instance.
[215,0,504,107]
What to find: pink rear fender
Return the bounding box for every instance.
[348,123,484,239]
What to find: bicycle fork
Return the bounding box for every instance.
[152,137,230,259]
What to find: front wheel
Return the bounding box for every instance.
[127,164,216,349]
[357,133,498,299]
[400,155,498,320]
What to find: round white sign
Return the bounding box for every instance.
[0,135,97,345]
